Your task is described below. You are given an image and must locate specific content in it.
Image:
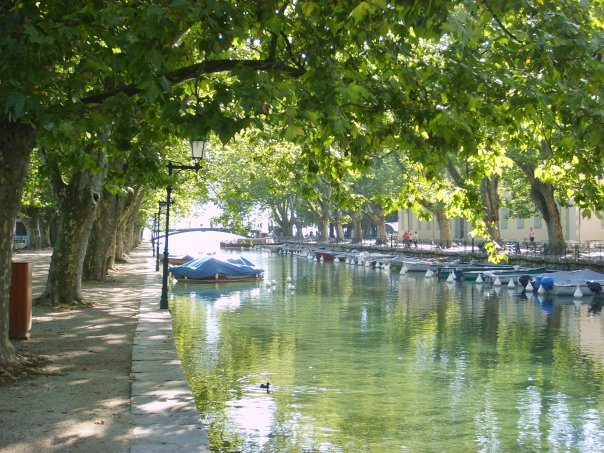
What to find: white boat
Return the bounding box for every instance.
[396,257,447,272]
[537,269,604,297]
[356,252,396,267]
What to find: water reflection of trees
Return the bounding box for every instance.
[172,256,604,451]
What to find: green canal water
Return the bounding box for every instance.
[170,251,604,452]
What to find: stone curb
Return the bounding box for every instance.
[130,259,210,452]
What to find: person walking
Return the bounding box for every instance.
[529,227,535,242]
[402,231,411,248]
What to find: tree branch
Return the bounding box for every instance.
[268,32,279,61]
[40,147,68,203]
[80,58,305,105]
[445,157,466,188]
[482,1,523,44]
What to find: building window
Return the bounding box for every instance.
[501,208,508,229]
[517,218,524,229]
[535,217,542,229]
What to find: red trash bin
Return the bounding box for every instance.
[9,261,32,340]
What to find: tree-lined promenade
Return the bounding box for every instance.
[1,2,603,381]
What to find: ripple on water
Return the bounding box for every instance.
[171,252,604,452]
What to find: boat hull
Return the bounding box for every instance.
[453,265,515,281]
[173,273,263,284]
[315,251,335,262]
[483,268,549,285]
[536,269,604,296]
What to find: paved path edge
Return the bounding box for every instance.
[130,258,211,452]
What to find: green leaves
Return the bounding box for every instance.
[350,2,373,22]
[4,94,28,120]
[4,0,603,245]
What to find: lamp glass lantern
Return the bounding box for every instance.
[190,140,207,160]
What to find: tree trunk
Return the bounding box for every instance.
[36,151,105,306]
[271,201,294,236]
[334,210,345,240]
[530,179,565,255]
[317,186,331,242]
[517,161,566,254]
[448,158,502,242]
[366,202,387,244]
[480,175,501,242]
[41,208,56,248]
[318,219,329,240]
[83,190,121,280]
[116,189,143,260]
[294,220,303,238]
[0,120,36,370]
[350,211,363,244]
[434,209,453,245]
[20,206,42,249]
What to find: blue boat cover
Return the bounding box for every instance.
[169,255,264,280]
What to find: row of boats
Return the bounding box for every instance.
[283,247,604,299]
[166,246,604,299]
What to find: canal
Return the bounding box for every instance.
[170,250,604,452]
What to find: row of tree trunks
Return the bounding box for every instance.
[41,211,56,248]
[115,189,144,262]
[35,148,106,306]
[0,120,37,369]
[20,206,42,249]
[19,206,56,249]
[83,189,124,280]
[85,179,147,279]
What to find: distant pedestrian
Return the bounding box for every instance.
[403,231,411,248]
[413,231,418,247]
[529,228,535,242]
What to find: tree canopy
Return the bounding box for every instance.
[2,0,604,373]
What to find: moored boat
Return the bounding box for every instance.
[168,254,196,265]
[315,250,336,262]
[398,258,437,272]
[535,269,604,297]
[482,267,550,285]
[220,237,279,249]
[169,255,264,283]
[255,243,285,253]
[356,252,396,267]
[453,264,515,281]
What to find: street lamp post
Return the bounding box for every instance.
[155,202,167,271]
[151,213,157,257]
[159,140,208,309]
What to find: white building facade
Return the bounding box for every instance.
[398,206,604,244]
